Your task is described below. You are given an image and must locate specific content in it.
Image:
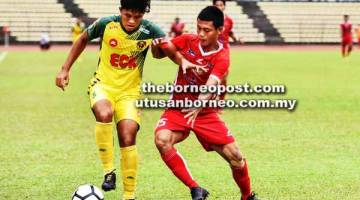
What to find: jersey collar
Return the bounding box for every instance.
[198,41,223,56]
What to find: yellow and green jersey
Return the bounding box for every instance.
[86,15,165,96]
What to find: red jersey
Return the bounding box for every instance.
[170,22,185,37]
[170,34,229,112]
[219,16,234,49]
[341,23,352,39]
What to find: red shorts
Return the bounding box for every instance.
[342,37,353,46]
[155,109,235,151]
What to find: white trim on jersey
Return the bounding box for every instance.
[198,41,223,56]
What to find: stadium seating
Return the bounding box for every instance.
[2,0,360,44]
[258,2,360,43]
[0,0,73,42]
[74,0,265,43]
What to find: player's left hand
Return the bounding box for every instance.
[182,107,202,128]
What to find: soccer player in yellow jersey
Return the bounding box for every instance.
[71,17,84,43]
[55,0,166,199]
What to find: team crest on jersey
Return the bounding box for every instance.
[109,38,118,47]
[187,49,196,57]
[137,41,147,50]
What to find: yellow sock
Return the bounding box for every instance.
[95,122,114,174]
[120,145,138,199]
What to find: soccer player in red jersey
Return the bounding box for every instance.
[169,17,185,38]
[213,0,238,49]
[213,0,240,102]
[340,15,353,57]
[154,6,259,200]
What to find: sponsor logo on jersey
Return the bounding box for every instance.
[110,53,137,69]
[187,49,196,57]
[139,26,150,34]
[108,25,120,30]
[109,38,118,47]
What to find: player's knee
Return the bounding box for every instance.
[117,126,137,147]
[96,110,113,122]
[154,131,172,153]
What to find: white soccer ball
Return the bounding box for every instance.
[72,184,104,200]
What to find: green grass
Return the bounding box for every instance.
[0,48,359,200]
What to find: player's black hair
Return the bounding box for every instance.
[197,6,224,29]
[212,0,226,6]
[120,0,151,13]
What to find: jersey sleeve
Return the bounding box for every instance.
[86,16,115,41]
[171,34,192,50]
[150,23,166,39]
[210,50,230,83]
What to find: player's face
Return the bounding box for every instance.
[197,19,222,48]
[120,8,144,32]
[214,1,225,12]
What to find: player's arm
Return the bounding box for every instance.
[183,76,219,127]
[55,31,89,91]
[229,31,237,43]
[183,53,229,126]
[154,38,207,73]
[151,37,167,59]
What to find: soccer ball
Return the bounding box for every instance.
[72,184,104,200]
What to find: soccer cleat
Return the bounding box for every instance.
[101,170,116,191]
[191,187,209,200]
[244,192,259,200]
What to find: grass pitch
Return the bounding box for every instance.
[0,48,359,200]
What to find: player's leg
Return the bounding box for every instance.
[155,129,209,200]
[192,113,257,200]
[91,99,116,191]
[211,143,258,200]
[348,43,353,56]
[88,82,117,191]
[113,98,141,200]
[155,129,198,188]
[341,42,346,57]
[116,119,139,200]
[155,110,209,200]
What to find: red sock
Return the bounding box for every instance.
[161,148,198,188]
[232,160,251,200]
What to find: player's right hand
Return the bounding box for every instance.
[55,69,70,91]
[181,57,208,74]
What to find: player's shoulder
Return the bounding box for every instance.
[225,15,233,22]
[178,34,198,42]
[140,19,157,29]
[214,46,230,62]
[140,19,165,37]
[89,15,119,30]
[99,15,120,24]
